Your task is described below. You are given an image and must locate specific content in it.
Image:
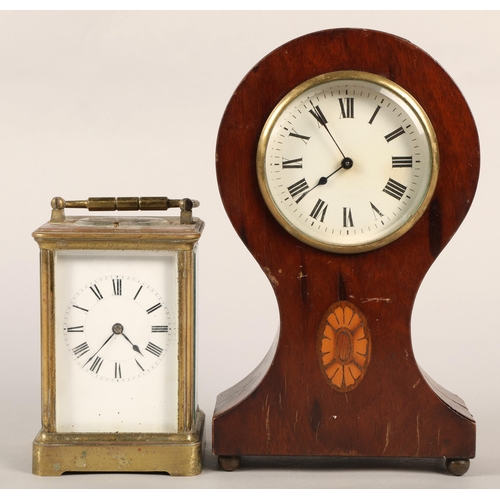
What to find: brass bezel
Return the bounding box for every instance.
[256,70,440,254]
[32,213,204,476]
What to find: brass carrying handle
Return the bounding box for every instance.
[50,197,199,224]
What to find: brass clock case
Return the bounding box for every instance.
[32,197,205,476]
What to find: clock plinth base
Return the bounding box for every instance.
[212,358,475,475]
[32,409,205,476]
[216,457,471,475]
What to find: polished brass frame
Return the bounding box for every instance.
[32,199,204,476]
[256,70,440,254]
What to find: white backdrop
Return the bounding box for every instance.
[0,10,498,489]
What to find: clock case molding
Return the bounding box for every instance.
[212,29,479,471]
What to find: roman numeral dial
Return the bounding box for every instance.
[63,275,174,382]
[258,70,437,253]
[339,97,354,119]
[287,178,310,202]
[383,178,407,201]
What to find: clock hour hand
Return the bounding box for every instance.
[321,157,354,182]
[121,332,144,356]
[296,159,353,202]
[112,323,144,356]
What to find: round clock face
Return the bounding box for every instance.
[257,70,439,253]
[63,275,173,382]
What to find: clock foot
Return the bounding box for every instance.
[218,455,241,471]
[445,458,470,476]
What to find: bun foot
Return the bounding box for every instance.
[218,455,241,471]
[445,458,470,476]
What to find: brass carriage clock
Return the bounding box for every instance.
[32,196,204,476]
[212,28,479,475]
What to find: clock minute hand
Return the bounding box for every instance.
[309,101,346,159]
[82,332,115,367]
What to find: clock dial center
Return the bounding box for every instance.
[341,157,354,170]
[112,322,124,335]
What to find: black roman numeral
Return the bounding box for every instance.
[310,199,328,222]
[133,285,143,300]
[90,285,103,300]
[67,325,84,333]
[152,325,169,333]
[392,156,413,168]
[385,126,405,142]
[287,178,309,202]
[368,105,381,124]
[282,158,303,169]
[112,278,122,295]
[289,129,310,143]
[72,342,90,358]
[89,356,103,373]
[135,359,145,371]
[339,97,354,119]
[309,104,328,127]
[343,207,354,227]
[147,303,162,314]
[115,362,122,379]
[72,305,89,313]
[383,178,407,200]
[370,202,384,220]
[145,342,163,357]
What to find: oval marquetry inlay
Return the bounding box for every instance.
[317,301,371,393]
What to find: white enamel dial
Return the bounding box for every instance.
[54,249,179,433]
[63,275,172,382]
[257,71,439,253]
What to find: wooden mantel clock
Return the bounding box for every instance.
[212,28,479,475]
[32,196,204,476]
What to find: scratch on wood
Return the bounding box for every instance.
[265,404,271,453]
[361,297,391,303]
[416,413,420,454]
[262,267,279,287]
[413,378,421,388]
[262,394,269,414]
[311,400,322,443]
[383,423,391,453]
